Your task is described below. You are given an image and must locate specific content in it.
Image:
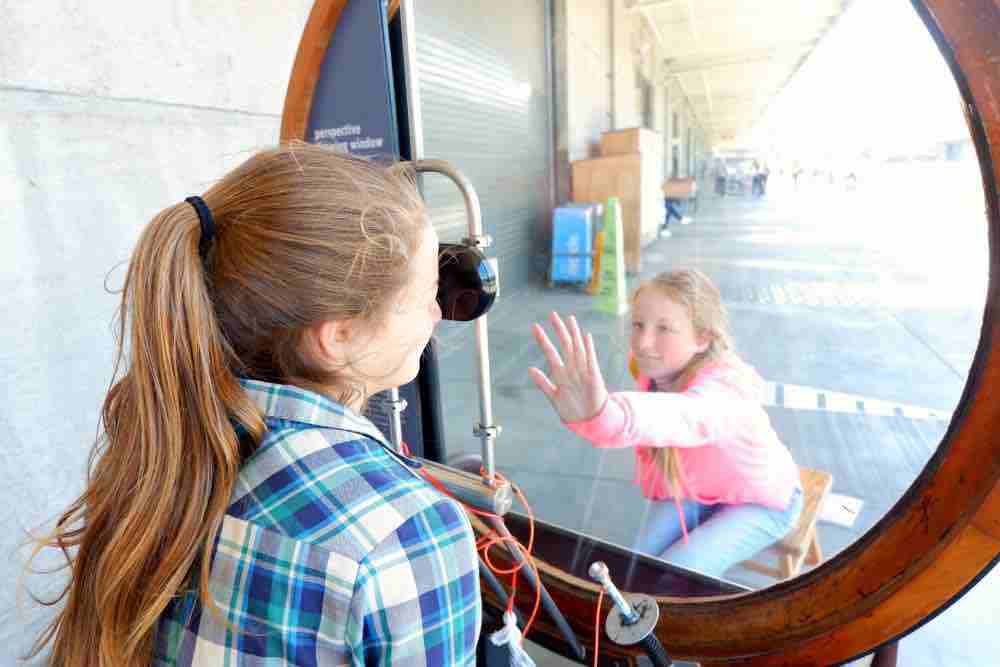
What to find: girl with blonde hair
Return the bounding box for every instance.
[28,143,481,666]
[529,269,801,578]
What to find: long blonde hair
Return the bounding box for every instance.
[26,143,428,666]
[631,269,733,495]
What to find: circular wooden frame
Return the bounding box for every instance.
[281,0,1000,663]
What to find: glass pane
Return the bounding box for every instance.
[429,0,988,593]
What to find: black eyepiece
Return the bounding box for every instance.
[437,243,497,321]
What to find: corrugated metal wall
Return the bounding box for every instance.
[414,0,552,287]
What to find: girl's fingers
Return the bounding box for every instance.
[586,332,606,387]
[568,316,587,369]
[549,311,576,368]
[532,323,564,371]
[584,331,598,376]
[528,367,557,399]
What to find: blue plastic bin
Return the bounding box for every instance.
[550,204,596,284]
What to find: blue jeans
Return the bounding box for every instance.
[663,198,683,226]
[631,488,804,579]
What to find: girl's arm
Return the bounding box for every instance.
[565,378,768,450]
[529,312,769,452]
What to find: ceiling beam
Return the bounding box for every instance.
[647,2,841,24]
[684,0,699,42]
[683,88,777,100]
[663,42,816,75]
[637,3,705,134]
[625,0,678,12]
[639,7,665,53]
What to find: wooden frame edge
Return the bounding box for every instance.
[280,0,401,142]
[280,0,349,142]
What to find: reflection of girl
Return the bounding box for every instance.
[28,144,480,666]
[529,269,801,578]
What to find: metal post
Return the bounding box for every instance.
[412,159,500,484]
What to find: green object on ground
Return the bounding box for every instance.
[595,197,628,316]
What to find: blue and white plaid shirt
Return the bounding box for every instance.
[154,379,481,665]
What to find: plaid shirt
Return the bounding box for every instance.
[154,379,481,666]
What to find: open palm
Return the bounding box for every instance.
[528,311,609,423]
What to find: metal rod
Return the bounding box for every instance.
[489,517,586,661]
[413,159,499,483]
[589,561,639,624]
[418,457,512,516]
[386,389,406,450]
[473,317,496,480]
[479,560,523,626]
[413,160,483,233]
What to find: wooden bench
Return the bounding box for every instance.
[740,467,834,580]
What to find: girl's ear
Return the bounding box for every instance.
[308,318,356,367]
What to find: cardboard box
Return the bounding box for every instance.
[662,177,697,199]
[571,153,662,273]
[599,127,663,157]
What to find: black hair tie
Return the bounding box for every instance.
[185,195,215,261]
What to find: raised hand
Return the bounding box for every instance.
[528,311,609,423]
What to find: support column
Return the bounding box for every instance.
[551,0,571,204]
[610,0,637,129]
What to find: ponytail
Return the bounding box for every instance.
[26,143,428,666]
[27,199,264,666]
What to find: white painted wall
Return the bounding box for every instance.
[0,1,312,660]
[610,0,639,130]
[565,0,612,162]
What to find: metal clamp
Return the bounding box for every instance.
[386,390,408,451]
[473,423,502,439]
[603,593,660,646]
[462,233,494,249]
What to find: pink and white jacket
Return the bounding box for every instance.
[566,355,800,513]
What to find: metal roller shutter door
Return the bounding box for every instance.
[413,0,552,291]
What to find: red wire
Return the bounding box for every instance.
[593,590,605,667]
[404,445,592,653]
[411,461,544,638]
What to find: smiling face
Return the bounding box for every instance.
[629,287,708,386]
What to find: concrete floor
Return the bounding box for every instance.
[433,164,997,664]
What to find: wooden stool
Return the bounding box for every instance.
[740,467,834,580]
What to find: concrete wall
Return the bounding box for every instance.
[555,0,668,202]
[553,0,613,202]
[566,0,613,161]
[1,1,312,660]
[662,78,704,178]
[676,98,688,177]
[610,0,640,130]
[553,0,712,195]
